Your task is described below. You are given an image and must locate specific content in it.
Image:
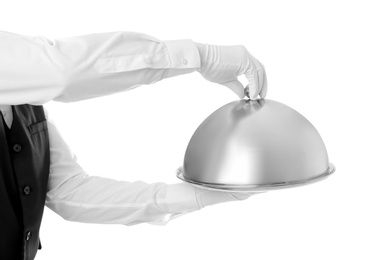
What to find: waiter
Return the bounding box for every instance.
[0,30,267,260]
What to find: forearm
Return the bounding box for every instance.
[0,30,200,105]
[46,175,200,226]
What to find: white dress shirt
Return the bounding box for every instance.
[0,30,202,225]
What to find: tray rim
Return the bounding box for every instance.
[176,163,335,192]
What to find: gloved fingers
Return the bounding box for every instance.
[232,191,266,200]
[195,187,264,208]
[230,192,252,200]
[253,56,267,98]
[245,55,266,100]
[259,70,268,98]
[245,66,261,99]
[221,80,245,98]
[195,188,244,208]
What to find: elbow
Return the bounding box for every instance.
[51,69,72,103]
[45,199,82,223]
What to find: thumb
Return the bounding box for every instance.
[221,80,245,99]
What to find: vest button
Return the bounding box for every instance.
[25,231,31,241]
[23,186,31,195]
[13,144,22,152]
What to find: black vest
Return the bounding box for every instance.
[0,105,50,260]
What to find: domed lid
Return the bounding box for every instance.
[177,99,335,192]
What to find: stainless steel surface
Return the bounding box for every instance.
[177,99,335,191]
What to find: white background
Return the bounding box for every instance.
[1,0,390,259]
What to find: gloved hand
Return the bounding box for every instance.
[195,187,261,209]
[196,43,267,100]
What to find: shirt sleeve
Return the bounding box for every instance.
[0,30,200,105]
[44,110,200,226]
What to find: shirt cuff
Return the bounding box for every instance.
[163,39,201,78]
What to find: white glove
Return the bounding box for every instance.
[195,187,259,209]
[196,43,267,100]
